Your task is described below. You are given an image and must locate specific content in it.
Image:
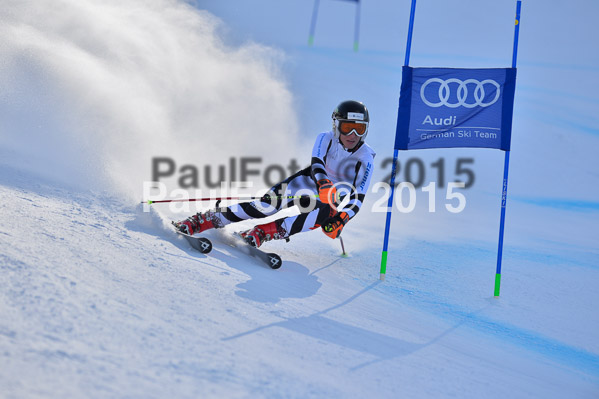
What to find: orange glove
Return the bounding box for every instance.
[322,212,349,239]
[317,179,338,204]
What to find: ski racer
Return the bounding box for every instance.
[176,100,376,248]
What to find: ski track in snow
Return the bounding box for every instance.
[1,163,598,398]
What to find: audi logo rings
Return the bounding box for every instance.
[420,78,501,108]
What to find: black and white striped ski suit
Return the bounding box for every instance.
[212,131,375,237]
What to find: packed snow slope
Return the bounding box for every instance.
[1,0,599,398]
[2,159,598,398]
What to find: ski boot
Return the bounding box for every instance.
[177,211,223,235]
[240,220,288,248]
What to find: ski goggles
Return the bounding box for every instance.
[336,119,368,137]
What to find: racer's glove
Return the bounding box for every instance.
[322,211,349,239]
[317,178,338,205]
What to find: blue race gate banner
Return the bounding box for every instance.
[395,66,517,151]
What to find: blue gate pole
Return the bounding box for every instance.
[380,0,417,281]
[353,0,361,52]
[403,0,417,66]
[380,149,399,280]
[308,0,320,46]
[494,0,521,296]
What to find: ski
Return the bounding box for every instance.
[171,221,213,254]
[171,221,281,268]
[232,232,282,269]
